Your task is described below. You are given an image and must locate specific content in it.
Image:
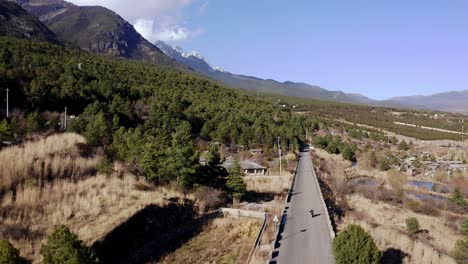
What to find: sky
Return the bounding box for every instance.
[67,0,468,100]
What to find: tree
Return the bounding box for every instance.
[84,112,109,147]
[451,239,468,264]
[0,240,28,264]
[0,119,13,141]
[341,146,355,161]
[379,158,390,171]
[167,122,199,188]
[398,140,409,151]
[406,217,420,234]
[40,225,99,264]
[25,112,45,133]
[332,224,381,264]
[461,218,468,237]
[226,159,246,204]
[449,187,467,207]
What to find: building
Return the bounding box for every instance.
[222,159,267,176]
[250,148,263,155]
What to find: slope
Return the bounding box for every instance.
[14,0,181,67]
[0,0,61,44]
[155,41,377,105]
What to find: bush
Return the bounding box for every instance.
[332,224,381,264]
[406,217,420,234]
[461,218,468,237]
[0,240,28,264]
[451,239,468,264]
[40,225,99,264]
[450,187,467,207]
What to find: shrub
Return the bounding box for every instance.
[193,186,225,211]
[462,218,468,237]
[0,240,28,264]
[451,239,468,264]
[406,217,420,234]
[332,224,381,264]
[450,187,467,207]
[40,225,99,264]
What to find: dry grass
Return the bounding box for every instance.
[0,133,99,193]
[161,217,262,264]
[243,175,293,194]
[0,174,190,262]
[344,194,463,264]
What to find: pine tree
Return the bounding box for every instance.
[332,224,381,264]
[40,225,99,264]
[450,187,467,207]
[0,240,28,264]
[226,159,246,204]
[451,239,468,264]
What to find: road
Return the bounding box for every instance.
[271,149,334,264]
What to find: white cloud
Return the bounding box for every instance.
[134,18,203,43]
[67,0,203,43]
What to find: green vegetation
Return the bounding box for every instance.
[0,240,27,264]
[332,224,381,264]
[450,187,467,207]
[40,225,99,264]
[461,218,468,237]
[226,159,247,203]
[312,135,356,161]
[452,239,468,264]
[285,96,467,141]
[405,217,420,234]
[0,37,312,189]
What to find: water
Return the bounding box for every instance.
[349,177,449,202]
[406,191,448,201]
[349,177,378,187]
[407,180,451,193]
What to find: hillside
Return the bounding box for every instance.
[155,41,376,105]
[387,90,468,114]
[13,0,181,67]
[0,0,60,44]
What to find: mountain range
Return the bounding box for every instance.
[155,41,378,105]
[155,41,468,113]
[1,0,467,114]
[0,0,61,44]
[10,0,183,68]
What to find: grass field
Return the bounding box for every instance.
[160,217,262,264]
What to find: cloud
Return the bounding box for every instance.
[134,18,202,43]
[67,0,203,43]
[67,0,192,21]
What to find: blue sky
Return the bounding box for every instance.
[70,0,468,100]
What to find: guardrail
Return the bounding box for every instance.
[219,208,268,263]
[269,155,300,262]
[309,153,335,239]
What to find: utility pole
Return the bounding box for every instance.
[278,136,282,176]
[6,88,9,118]
[64,106,67,130]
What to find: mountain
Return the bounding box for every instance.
[386,90,468,114]
[12,0,180,67]
[0,0,61,44]
[155,41,376,104]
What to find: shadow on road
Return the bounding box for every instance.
[281,229,307,240]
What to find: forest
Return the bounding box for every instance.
[0,36,320,188]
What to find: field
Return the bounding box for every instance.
[161,217,262,264]
[0,133,191,262]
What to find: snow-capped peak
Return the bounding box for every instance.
[172,45,225,72]
[155,41,227,73]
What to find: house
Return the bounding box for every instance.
[250,148,263,155]
[199,157,207,166]
[222,159,267,176]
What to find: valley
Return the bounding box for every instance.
[0,1,467,264]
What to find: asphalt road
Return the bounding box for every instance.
[271,150,334,264]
